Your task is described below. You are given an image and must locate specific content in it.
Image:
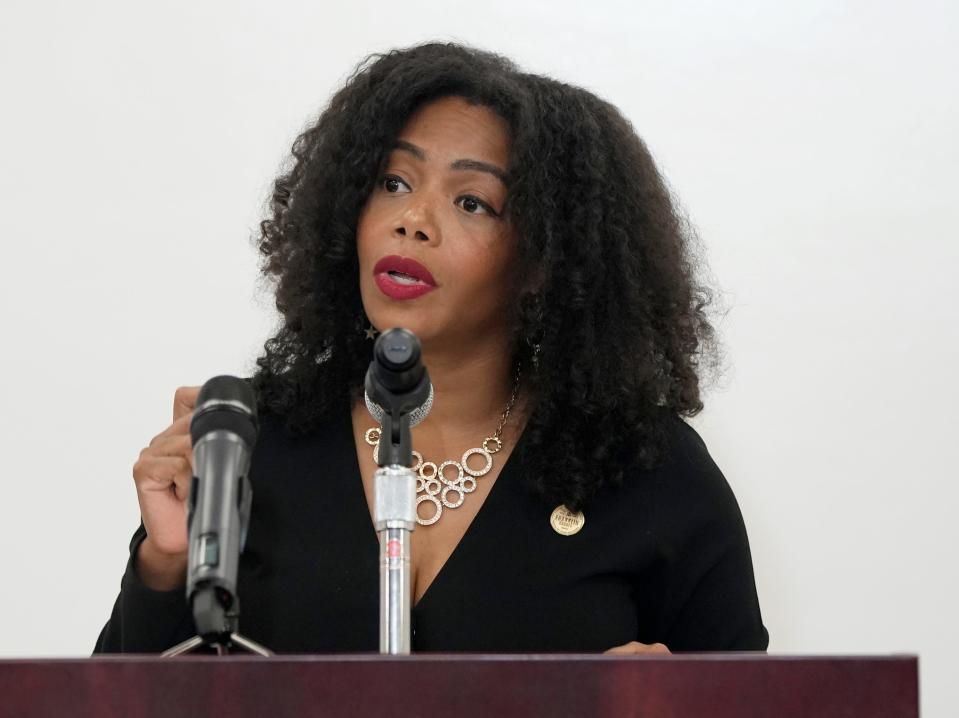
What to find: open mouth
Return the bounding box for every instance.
[386,270,425,285]
[373,255,437,300]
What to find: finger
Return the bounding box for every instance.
[146,434,194,469]
[149,433,192,454]
[605,641,671,655]
[149,413,193,446]
[172,470,192,501]
[133,455,193,498]
[134,453,191,486]
[173,386,201,422]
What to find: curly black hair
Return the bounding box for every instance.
[251,42,720,511]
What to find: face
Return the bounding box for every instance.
[356,96,519,352]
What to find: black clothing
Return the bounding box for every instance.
[94,410,768,653]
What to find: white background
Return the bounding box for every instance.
[1,0,956,714]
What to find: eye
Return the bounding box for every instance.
[456,195,499,217]
[381,175,411,193]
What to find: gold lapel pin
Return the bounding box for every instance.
[550,505,585,536]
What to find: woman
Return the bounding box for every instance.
[95,43,767,654]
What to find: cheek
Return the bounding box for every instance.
[453,230,521,298]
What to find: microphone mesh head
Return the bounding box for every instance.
[191,376,258,446]
[365,383,433,428]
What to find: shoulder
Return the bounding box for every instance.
[657,412,717,470]
[584,410,746,536]
[644,413,747,538]
[657,413,730,488]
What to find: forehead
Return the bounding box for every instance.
[395,96,511,167]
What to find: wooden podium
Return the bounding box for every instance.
[0,654,918,717]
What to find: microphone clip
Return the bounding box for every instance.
[364,329,432,468]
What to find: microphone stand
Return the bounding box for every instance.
[365,329,432,655]
[373,433,418,655]
[162,587,272,657]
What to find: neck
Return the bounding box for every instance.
[415,337,519,441]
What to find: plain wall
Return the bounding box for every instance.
[1,0,955,714]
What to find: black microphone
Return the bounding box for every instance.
[364,328,433,467]
[186,375,258,640]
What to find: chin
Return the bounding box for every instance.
[367,306,439,344]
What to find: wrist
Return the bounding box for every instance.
[136,536,188,591]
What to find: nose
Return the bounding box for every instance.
[394,195,438,244]
[395,225,430,242]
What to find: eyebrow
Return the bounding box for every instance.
[392,140,508,185]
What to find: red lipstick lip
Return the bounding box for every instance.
[373,255,437,286]
[372,255,437,301]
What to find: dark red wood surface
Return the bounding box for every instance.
[0,654,918,718]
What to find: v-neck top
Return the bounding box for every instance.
[94,409,768,654]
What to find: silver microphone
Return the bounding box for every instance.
[363,328,432,655]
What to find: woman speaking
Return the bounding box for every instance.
[95,43,767,654]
